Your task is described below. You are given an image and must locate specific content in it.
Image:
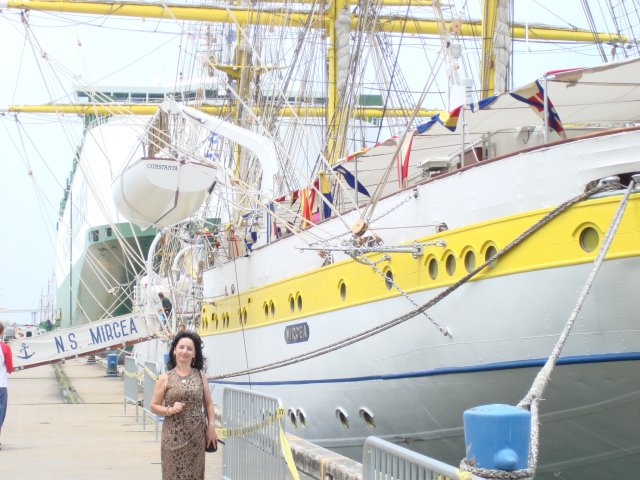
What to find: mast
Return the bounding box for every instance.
[1,0,625,43]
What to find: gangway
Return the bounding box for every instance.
[10,313,164,370]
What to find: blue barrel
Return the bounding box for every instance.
[106,353,118,375]
[463,404,530,471]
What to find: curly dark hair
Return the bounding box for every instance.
[166,331,206,371]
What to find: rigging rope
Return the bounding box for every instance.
[459,177,636,480]
[210,183,607,380]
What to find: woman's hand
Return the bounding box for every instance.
[205,424,219,449]
[170,401,185,415]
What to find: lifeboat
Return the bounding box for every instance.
[111,156,218,228]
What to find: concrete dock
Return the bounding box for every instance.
[0,358,222,479]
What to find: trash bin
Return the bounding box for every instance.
[106,353,118,376]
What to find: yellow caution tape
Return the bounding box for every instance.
[279,416,300,480]
[214,407,301,480]
[456,468,474,480]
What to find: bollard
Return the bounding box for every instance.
[463,404,530,471]
[106,352,119,376]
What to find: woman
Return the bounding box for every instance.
[151,331,218,479]
[0,321,14,450]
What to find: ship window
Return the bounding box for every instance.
[269,300,275,318]
[464,250,476,273]
[335,408,350,429]
[445,254,456,276]
[296,293,303,312]
[288,409,297,428]
[264,302,269,319]
[384,269,394,290]
[485,245,498,268]
[242,308,248,325]
[579,227,599,252]
[338,281,347,301]
[359,408,376,428]
[427,258,438,280]
[106,227,113,237]
[289,295,295,313]
[296,409,307,428]
[91,230,99,242]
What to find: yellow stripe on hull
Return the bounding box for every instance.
[200,193,640,336]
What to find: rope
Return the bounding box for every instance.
[211,184,606,380]
[460,178,635,480]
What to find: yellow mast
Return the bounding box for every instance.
[326,0,350,164]
[2,104,440,118]
[480,0,499,98]
[4,0,625,43]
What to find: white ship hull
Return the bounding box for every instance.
[192,129,640,479]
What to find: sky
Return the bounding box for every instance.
[0,1,624,324]
[0,10,183,323]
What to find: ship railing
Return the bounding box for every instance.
[363,436,487,480]
[222,386,290,480]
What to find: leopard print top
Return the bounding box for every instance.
[161,368,206,479]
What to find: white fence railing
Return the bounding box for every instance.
[363,436,486,480]
[222,386,289,480]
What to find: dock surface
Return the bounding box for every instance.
[0,358,223,479]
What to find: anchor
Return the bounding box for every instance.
[17,342,35,360]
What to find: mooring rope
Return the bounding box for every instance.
[210,183,607,380]
[460,177,636,480]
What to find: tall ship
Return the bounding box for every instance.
[5,1,640,478]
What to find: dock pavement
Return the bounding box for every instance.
[0,358,223,479]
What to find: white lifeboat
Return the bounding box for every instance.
[111,156,217,228]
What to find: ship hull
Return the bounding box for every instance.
[195,129,640,479]
[56,223,156,325]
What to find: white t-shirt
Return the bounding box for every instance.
[0,343,8,388]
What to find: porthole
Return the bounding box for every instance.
[288,409,297,428]
[427,258,438,280]
[263,302,269,319]
[296,409,307,428]
[485,245,498,268]
[296,294,303,312]
[359,408,376,428]
[243,308,248,325]
[339,281,347,301]
[335,407,350,428]
[464,250,476,273]
[269,300,275,318]
[214,314,219,329]
[579,227,599,252]
[289,295,295,313]
[445,254,456,276]
[384,269,394,290]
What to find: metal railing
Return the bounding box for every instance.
[142,360,163,440]
[222,386,287,480]
[363,436,485,480]
[123,356,140,422]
